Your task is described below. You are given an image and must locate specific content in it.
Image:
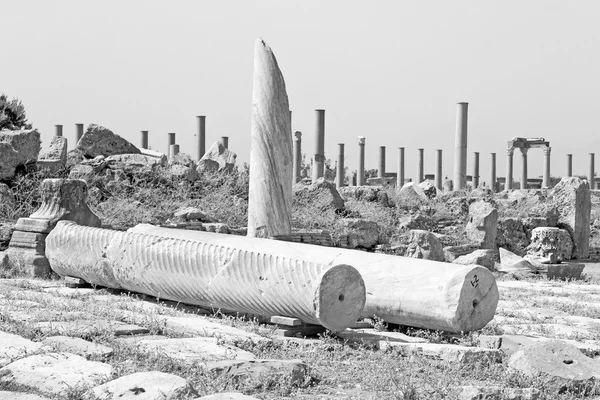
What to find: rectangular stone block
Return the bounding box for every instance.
[14,218,53,234]
[8,231,47,253]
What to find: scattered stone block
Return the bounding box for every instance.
[205,359,308,385]
[92,371,190,400]
[497,248,536,277]
[336,219,379,249]
[527,227,573,263]
[418,180,440,199]
[496,218,529,256]
[397,182,427,202]
[466,201,498,250]
[37,136,68,172]
[170,163,199,182]
[197,141,237,173]
[452,249,497,270]
[551,177,591,259]
[381,342,501,364]
[41,336,113,359]
[479,334,600,358]
[338,186,390,207]
[162,316,268,344]
[404,229,445,261]
[0,352,113,397]
[136,337,255,364]
[0,128,40,179]
[174,207,212,222]
[508,340,600,390]
[77,124,140,158]
[0,331,47,367]
[293,177,345,212]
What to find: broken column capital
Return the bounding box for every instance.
[358,136,365,145]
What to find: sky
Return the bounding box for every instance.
[3,0,600,185]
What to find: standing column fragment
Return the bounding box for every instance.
[75,123,84,144]
[378,146,386,178]
[168,133,176,158]
[417,148,424,183]
[197,116,206,160]
[567,154,573,177]
[357,137,365,186]
[312,109,325,182]
[248,38,293,238]
[435,149,442,190]
[397,147,405,188]
[337,143,345,189]
[453,102,468,190]
[543,147,551,188]
[140,131,148,149]
[55,125,63,137]
[293,131,302,184]
[506,148,514,190]
[220,136,229,149]
[520,148,528,190]
[589,153,595,190]
[490,153,497,192]
[472,152,480,189]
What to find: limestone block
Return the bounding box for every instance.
[466,201,498,249]
[397,182,427,202]
[496,218,529,256]
[47,222,366,332]
[551,177,591,259]
[169,163,199,182]
[404,230,445,261]
[336,219,379,249]
[527,227,573,263]
[205,359,308,385]
[131,225,498,333]
[0,352,113,397]
[174,207,212,222]
[338,186,390,207]
[418,180,440,198]
[38,136,67,163]
[77,124,140,158]
[0,128,40,178]
[452,249,497,270]
[508,340,600,390]
[65,148,85,168]
[105,153,166,173]
[498,247,536,278]
[293,177,345,213]
[169,152,195,167]
[197,141,237,173]
[247,39,292,238]
[92,371,189,400]
[458,386,541,400]
[68,164,95,179]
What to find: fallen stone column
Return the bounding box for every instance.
[130,224,499,333]
[46,221,366,332]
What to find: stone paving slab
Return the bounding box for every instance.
[162,316,268,343]
[0,331,48,368]
[92,371,190,400]
[32,319,149,336]
[41,336,113,359]
[0,391,51,400]
[479,334,600,358]
[205,359,308,385]
[136,337,256,364]
[0,352,113,397]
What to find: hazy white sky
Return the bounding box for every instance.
[3,0,600,184]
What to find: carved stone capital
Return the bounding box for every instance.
[543,146,551,156]
[506,147,514,156]
[358,136,365,145]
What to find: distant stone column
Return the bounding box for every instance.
[337,143,345,189]
[472,152,480,189]
[168,133,176,158]
[567,154,573,177]
[543,147,551,188]
[520,148,528,190]
[490,153,497,192]
[248,38,293,238]
[397,147,405,188]
[312,109,325,181]
[141,131,148,149]
[197,116,206,159]
[293,131,302,183]
[221,136,229,149]
[55,125,63,137]
[417,148,424,183]
[75,123,84,143]
[453,102,468,190]
[378,146,386,178]
[589,153,595,190]
[357,136,365,186]
[506,147,514,190]
[169,144,180,158]
[435,149,442,190]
